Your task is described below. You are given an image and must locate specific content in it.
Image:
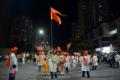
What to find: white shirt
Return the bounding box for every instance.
[81,56,90,71]
[10,53,17,66]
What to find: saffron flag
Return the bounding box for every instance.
[67,42,71,52]
[5,53,11,67]
[50,7,62,25]
[67,42,71,50]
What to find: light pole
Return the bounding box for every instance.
[38,29,44,45]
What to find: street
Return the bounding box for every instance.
[0,62,120,80]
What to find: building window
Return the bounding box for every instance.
[97,0,102,8]
[98,3,102,8]
[98,16,103,21]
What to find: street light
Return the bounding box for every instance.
[39,29,44,35]
[42,41,44,44]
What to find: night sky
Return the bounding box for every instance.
[2,0,77,47]
[0,0,120,48]
[32,0,77,47]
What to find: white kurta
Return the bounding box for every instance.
[10,53,18,71]
[93,55,98,66]
[81,56,90,71]
[10,53,17,66]
[48,57,52,72]
[49,55,59,72]
[64,56,70,69]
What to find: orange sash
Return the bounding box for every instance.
[83,56,87,65]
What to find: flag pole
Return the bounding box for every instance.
[51,18,53,48]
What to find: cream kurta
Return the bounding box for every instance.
[81,56,90,71]
[49,54,59,72]
[64,56,70,68]
[93,55,98,66]
[10,53,18,71]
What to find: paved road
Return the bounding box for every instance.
[0,62,120,80]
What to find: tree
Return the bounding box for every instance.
[71,39,93,53]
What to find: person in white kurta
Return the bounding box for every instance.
[22,53,26,64]
[92,53,98,70]
[10,52,18,71]
[81,51,90,78]
[9,47,18,80]
[49,53,59,79]
[48,55,52,72]
[71,56,76,68]
[10,47,18,71]
[64,55,70,73]
[115,53,120,68]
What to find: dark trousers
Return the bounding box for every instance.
[50,72,57,79]
[116,62,119,68]
[82,71,90,78]
[109,60,112,67]
[8,73,15,80]
[66,67,69,73]
[92,66,97,70]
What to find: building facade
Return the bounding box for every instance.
[72,0,120,51]
[9,16,34,51]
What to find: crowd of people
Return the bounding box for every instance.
[15,48,99,79]
[4,46,120,80]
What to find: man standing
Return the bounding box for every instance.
[81,50,90,78]
[10,47,18,70]
[22,52,26,64]
[8,46,18,80]
[115,52,120,68]
[49,49,59,79]
[64,53,70,73]
[91,52,98,70]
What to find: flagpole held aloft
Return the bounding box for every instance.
[51,18,53,48]
[50,7,64,48]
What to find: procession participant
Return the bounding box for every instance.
[8,47,18,80]
[81,50,90,78]
[64,52,70,73]
[79,55,82,66]
[22,52,26,64]
[72,55,76,68]
[56,46,61,72]
[36,54,41,71]
[91,52,98,70]
[69,55,73,67]
[10,47,18,71]
[41,57,49,75]
[115,52,120,68]
[48,53,52,72]
[55,51,60,73]
[5,53,11,67]
[74,52,79,64]
[9,65,16,80]
[58,51,66,75]
[39,51,45,72]
[49,49,59,79]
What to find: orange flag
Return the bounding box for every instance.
[67,42,71,50]
[5,53,11,67]
[67,42,71,52]
[50,7,62,25]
